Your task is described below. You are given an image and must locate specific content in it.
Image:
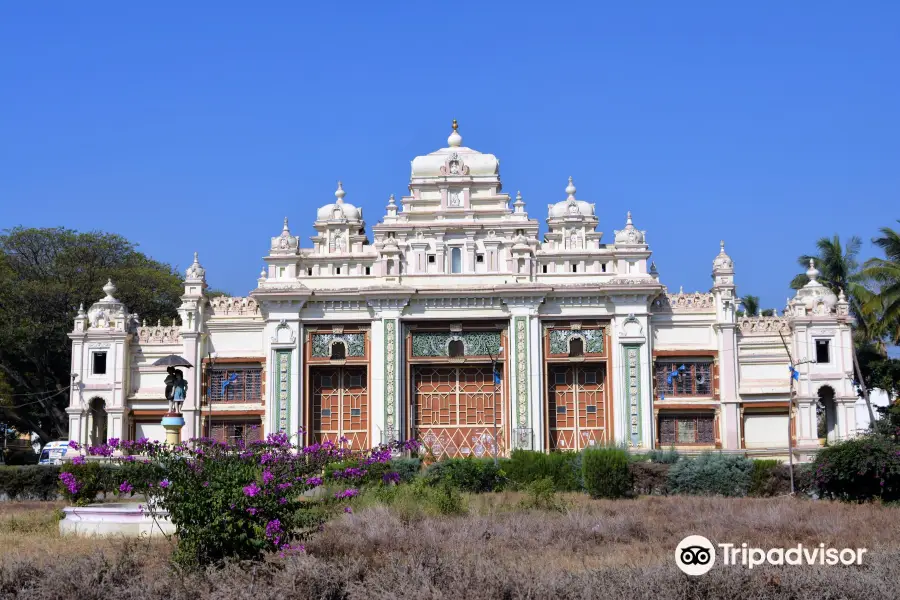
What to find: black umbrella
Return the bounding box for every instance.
[152,355,194,368]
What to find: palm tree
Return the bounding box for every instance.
[739,295,760,317]
[790,234,861,293]
[791,234,877,341]
[861,221,900,345]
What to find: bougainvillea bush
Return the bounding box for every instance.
[60,434,417,567]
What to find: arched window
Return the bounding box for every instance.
[569,338,584,357]
[451,248,462,274]
[331,341,346,360]
[448,339,465,358]
[386,259,395,275]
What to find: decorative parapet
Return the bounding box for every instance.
[209,296,260,317]
[135,323,182,345]
[737,315,791,335]
[652,291,716,313]
[410,331,501,357]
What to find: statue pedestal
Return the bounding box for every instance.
[161,413,185,446]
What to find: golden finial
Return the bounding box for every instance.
[452,119,458,131]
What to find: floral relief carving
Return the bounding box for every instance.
[136,325,182,345]
[738,315,791,335]
[209,296,260,317]
[514,317,529,429]
[653,292,716,313]
[411,332,501,357]
[384,319,397,438]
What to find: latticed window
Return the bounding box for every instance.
[654,360,713,397]
[659,414,715,445]
[210,420,262,444]
[208,367,263,403]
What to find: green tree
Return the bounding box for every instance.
[861,221,900,345]
[739,294,760,317]
[790,234,862,293]
[0,227,183,442]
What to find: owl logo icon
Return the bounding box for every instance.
[675,535,716,575]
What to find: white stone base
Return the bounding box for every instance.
[59,502,175,537]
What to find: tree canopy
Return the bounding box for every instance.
[0,227,183,442]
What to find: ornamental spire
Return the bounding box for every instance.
[335,181,346,203]
[565,176,576,200]
[448,119,462,147]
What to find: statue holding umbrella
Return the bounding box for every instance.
[152,355,194,445]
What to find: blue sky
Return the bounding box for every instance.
[1,2,898,311]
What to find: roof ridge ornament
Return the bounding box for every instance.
[806,258,820,282]
[102,279,117,300]
[335,181,346,204]
[448,119,462,147]
[566,176,576,200]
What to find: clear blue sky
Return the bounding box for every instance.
[2,2,898,312]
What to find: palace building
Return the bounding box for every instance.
[67,122,860,460]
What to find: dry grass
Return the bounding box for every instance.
[1,495,898,599]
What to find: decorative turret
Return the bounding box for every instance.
[711,241,736,323]
[179,252,208,333]
[184,252,206,283]
[613,211,646,246]
[513,191,526,214]
[270,217,299,255]
[789,259,838,316]
[84,279,131,332]
[547,177,596,219]
[712,240,734,274]
[316,181,362,222]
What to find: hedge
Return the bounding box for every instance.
[668,452,753,497]
[422,457,507,492]
[582,447,632,499]
[630,462,670,496]
[0,466,62,500]
[504,450,582,492]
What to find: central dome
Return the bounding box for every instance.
[410,120,499,178]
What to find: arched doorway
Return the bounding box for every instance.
[89,397,108,446]
[817,385,837,444]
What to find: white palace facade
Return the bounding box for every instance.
[67,122,860,460]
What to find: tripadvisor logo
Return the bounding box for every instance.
[675,535,868,576]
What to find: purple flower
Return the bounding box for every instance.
[108,438,120,448]
[279,497,287,505]
[262,469,275,485]
[59,472,80,495]
[243,482,261,497]
[247,507,258,516]
[344,506,353,514]
[158,479,171,489]
[382,471,401,484]
[265,519,282,540]
[202,481,210,487]
[71,455,86,466]
[305,476,323,487]
[119,481,134,494]
[334,488,358,500]
[67,440,80,450]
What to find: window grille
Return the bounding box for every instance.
[208,367,263,403]
[659,414,715,444]
[211,419,262,444]
[654,360,713,397]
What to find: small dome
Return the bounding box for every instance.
[316,181,362,221]
[614,211,645,245]
[547,177,595,218]
[794,259,838,313]
[713,240,733,271]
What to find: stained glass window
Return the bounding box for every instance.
[654,360,713,397]
[659,414,715,445]
[208,368,263,403]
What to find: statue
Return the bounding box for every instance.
[165,367,187,414]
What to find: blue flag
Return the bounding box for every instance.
[493,369,502,385]
[789,366,800,381]
[222,372,238,396]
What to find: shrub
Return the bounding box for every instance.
[518,477,567,512]
[629,462,670,496]
[504,450,582,492]
[423,457,506,493]
[60,435,416,568]
[0,466,61,500]
[748,460,791,497]
[810,434,900,502]
[644,447,680,464]
[389,457,422,483]
[582,447,632,499]
[668,452,753,497]
[362,477,467,519]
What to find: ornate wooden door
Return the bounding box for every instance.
[547,364,607,450]
[311,366,369,449]
[413,365,503,459]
